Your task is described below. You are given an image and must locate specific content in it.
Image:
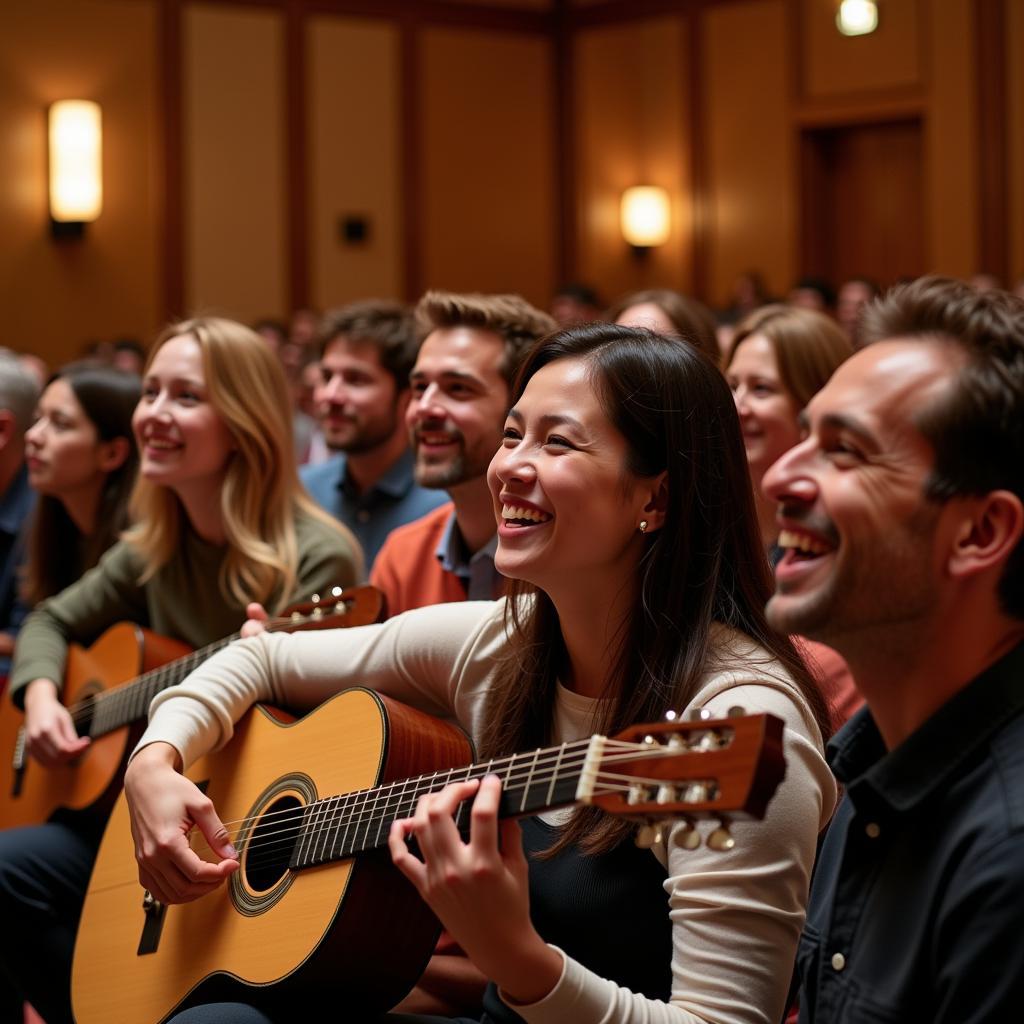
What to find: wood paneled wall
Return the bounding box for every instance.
[0,0,1019,367]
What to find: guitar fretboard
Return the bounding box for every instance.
[290,744,586,870]
[86,635,239,739]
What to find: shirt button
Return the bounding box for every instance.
[356,509,371,523]
[831,952,846,971]
[865,822,881,838]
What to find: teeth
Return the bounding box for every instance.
[418,433,455,445]
[502,504,551,524]
[778,529,829,555]
[146,439,179,450]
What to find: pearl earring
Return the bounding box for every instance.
[639,520,648,534]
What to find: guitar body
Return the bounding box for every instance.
[73,688,473,1024]
[0,623,191,829]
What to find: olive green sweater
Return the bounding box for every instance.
[9,511,360,707]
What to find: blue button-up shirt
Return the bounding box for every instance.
[300,449,448,572]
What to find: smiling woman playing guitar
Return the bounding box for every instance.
[0,317,362,1024]
[127,324,837,1024]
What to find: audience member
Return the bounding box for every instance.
[968,272,1001,293]
[835,277,880,348]
[725,306,852,553]
[370,291,554,617]
[300,301,447,568]
[22,362,140,606]
[124,323,836,1024]
[607,288,720,365]
[110,338,147,376]
[550,283,603,326]
[787,277,835,315]
[0,317,361,1024]
[0,353,40,675]
[765,277,1024,1022]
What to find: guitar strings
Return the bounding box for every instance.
[61,610,346,730]
[234,769,694,873]
[188,741,713,862]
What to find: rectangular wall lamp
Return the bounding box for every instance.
[48,99,102,238]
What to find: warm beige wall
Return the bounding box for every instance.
[572,16,691,308]
[924,0,977,277]
[0,0,159,368]
[1008,0,1024,286]
[418,27,555,308]
[703,0,793,306]
[183,3,287,323]
[801,0,922,98]
[308,16,402,309]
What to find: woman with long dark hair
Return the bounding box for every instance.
[22,362,140,604]
[127,323,836,1024]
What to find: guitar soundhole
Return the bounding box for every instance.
[245,795,303,893]
[230,772,317,917]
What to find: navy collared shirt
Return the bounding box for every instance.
[300,449,447,571]
[798,639,1024,1024]
[435,512,502,602]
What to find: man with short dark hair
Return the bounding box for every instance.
[371,291,554,617]
[300,300,447,569]
[764,277,1024,1022]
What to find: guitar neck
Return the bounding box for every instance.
[85,634,240,740]
[290,741,593,870]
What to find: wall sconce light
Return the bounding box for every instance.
[620,186,670,252]
[836,0,879,37]
[48,100,102,239]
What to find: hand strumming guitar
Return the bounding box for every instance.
[23,678,90,766]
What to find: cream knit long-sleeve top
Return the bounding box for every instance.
[136,599,836,1024]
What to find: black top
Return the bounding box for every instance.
[797,640,1024,1024]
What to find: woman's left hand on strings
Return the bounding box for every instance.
[388,775,563,1006]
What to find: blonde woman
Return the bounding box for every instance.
[0,317,362,1024]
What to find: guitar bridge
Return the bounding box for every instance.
[137,890,166,956]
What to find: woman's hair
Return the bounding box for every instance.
[726,304,853,408]
[23,362,141,604]
[480,322,831,856]
[606,288,721,366]
[123,317,361,607]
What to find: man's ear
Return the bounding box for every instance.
[97,436,131,474]
[948,490,1024,581]
[639,471,669,534]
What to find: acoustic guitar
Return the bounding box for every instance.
[72,688,785,1023]
[0,585,382,830]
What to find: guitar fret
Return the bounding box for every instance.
[545,743,567,808]
[519,749,540,813]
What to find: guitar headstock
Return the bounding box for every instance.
[594,709,786,849]
[276,585,385,633]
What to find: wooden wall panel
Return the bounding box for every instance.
[0,0,159,368]
[308,16,402,309]
[418,27,555,308]
[572,16,690,308]
[924,0,977,277]
[800,0,922,100]
[1008,0,1024,287]
[703,0,793,307]
[183,4,287,322]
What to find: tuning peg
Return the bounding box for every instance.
[707,820,735,851]
[331,585,343,598]
[635,822,663,849]
[666,733,687,752]
[683,781,709,804]
[687,707,712,722]
[627,783,649,805]
[656,784,676,805]
[671,819,701,850]
[663,709,678,721]
[310,592,321,604]
[726,705,746,718]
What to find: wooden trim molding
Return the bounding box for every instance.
[159,0,185,321]
[975,0,1008,280]
[285,0,310,312]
